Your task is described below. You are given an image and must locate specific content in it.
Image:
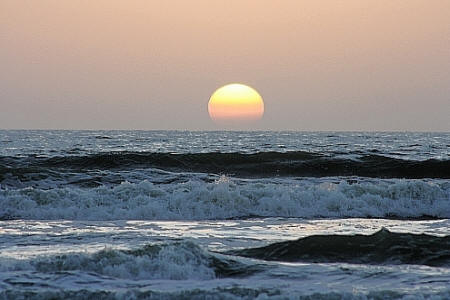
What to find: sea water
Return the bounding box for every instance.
[0,130,449,299]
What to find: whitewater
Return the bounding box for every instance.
[0,130,449,299]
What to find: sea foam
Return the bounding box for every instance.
[1,177,449,220]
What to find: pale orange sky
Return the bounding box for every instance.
[1,0,449,130]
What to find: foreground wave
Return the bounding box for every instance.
[1,178,449,220]
[1,238,449,300]
[0,241,257,280]
[227,228,450,267]
[1,151,449,179]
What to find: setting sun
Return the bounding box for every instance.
[208,83,264,124]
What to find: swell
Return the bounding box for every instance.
[227,228,450,267]
[1,151,450,179]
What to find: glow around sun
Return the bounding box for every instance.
[208,83,264,124]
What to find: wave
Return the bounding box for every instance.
[227,228,450,267]
[1,178,449,220]
[1,151,449,179]
[0,241,258,280]
[2,289,449,300]
[1,239,449,299]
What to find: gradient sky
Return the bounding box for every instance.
[1,0,449,131]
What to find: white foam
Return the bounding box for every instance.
[1,177,449,220]
[0,241,215,280]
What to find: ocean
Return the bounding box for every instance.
[0,130,449,299]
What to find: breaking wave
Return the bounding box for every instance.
[0,241,257,280]
[1,177,449,220]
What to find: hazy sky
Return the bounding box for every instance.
[1,0,449,131]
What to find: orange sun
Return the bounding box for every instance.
[208,83,264,125]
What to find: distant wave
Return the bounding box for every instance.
[1,151,449,179]
[1,178,449,220]
[227,228,450,267]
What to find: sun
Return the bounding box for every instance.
[208,83,264,125]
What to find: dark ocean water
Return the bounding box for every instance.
[0,130,449,299]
